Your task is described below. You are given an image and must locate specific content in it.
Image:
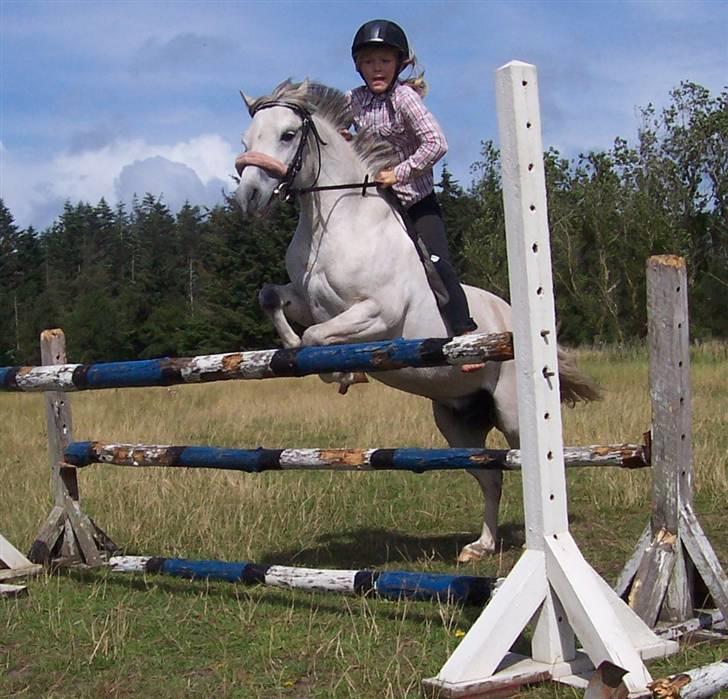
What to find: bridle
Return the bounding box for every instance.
[239,100,378,201]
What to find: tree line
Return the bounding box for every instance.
[1,81,725,365]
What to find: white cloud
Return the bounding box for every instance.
[1,134,237,229]
[114,156,228,213]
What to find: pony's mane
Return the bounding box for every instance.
[250,79,393,173]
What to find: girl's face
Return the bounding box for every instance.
[357,46,399,94]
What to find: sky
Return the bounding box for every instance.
[1,0,726,230]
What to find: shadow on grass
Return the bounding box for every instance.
[259,521,527,569]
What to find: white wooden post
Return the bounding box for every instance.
[423,61,676,698]
[0,533,42,597]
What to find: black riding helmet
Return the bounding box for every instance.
[351,19,410,71]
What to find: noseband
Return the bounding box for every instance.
[237,100,377,201]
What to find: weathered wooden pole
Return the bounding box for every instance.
[616,256,728,627]
[0,332,514,392]
[649,658,728,699]
[107,555,498,606]
[62,441,649,473]
[29,329,115,567]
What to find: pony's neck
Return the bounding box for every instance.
[296,117,379,232]
[310,117,369,187]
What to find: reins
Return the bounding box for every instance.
[291,175,378,197]
[244,100,378,201]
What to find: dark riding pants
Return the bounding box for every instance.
[406,193,477,336]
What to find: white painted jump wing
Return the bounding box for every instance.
[424,60,676,699]
[0,534,40,579]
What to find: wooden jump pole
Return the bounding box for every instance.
[0,331,513,392]
[648,658,728,698]
[62,441,649,473]
[107,555,498,606]
[27,329,117,567]
[422,60,677,698]
[615,256,728,627]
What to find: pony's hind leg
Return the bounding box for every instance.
[432,393,502,562]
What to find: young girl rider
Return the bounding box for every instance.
[347,19,484,372]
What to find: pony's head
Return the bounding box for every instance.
[234,79,391,216]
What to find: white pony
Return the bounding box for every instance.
[234,81,598,562]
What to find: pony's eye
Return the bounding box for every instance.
[281,131,297,143]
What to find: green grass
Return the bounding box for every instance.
[1,348,727,697]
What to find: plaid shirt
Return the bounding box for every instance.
[347,83,448,208]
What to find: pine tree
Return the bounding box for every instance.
[0,200,21,363]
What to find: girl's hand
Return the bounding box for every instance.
[375,168,398,188]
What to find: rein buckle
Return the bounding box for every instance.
[273,183,292,202]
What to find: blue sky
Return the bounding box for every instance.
[1,0,726,230]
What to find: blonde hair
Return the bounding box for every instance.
[399,54,427,97]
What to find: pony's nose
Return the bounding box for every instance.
[239,186,261,215]
[234,182,260,215]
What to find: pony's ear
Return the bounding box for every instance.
[291,79,317,111]
[298,78,312,103]
[240,90,256,116]
[282,78,310,104]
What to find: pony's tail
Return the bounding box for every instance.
[557,347,602,405]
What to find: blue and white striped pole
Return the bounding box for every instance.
[0,332,513,392]
[108,555,498,606]
[64,441,649,473]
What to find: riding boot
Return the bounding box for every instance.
[402,193,483,370]
[431,258,477,336]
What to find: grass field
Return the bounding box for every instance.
[1,345,727,697]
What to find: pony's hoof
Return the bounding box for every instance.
[457,542,494,563]
[334,372,369,395]
[319,371,361,385]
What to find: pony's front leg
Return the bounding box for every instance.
[300,299,391,394]
[258,282,312,349]
[300,299,390,346]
